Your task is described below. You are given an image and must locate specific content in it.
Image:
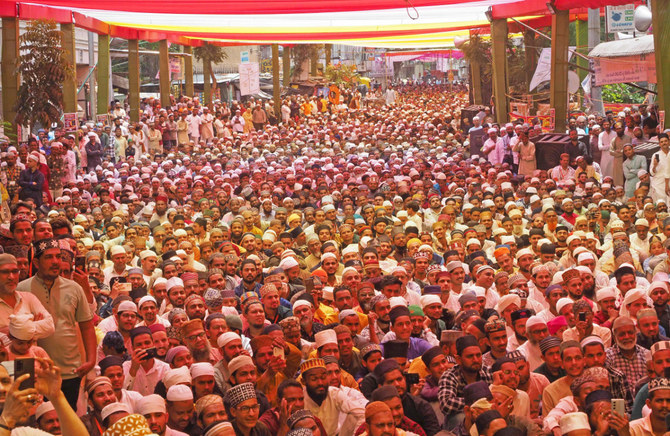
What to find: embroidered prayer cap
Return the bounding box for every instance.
[102,414,152,436]
[225,382,257,408]
[300,358,326,375]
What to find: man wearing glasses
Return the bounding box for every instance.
[225,382,271,436]
[0,253,54,338]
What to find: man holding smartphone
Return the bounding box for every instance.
[122,326,169,396]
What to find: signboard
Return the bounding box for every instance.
[592,54,656,86]
[63,113,77,131]
[510,102,529,117]
[260,58,272,74]
[606,4,635,33]
[240,50,250,63]
[239,62,260,96]
[550,108,556,132]
[169,57,181,73]
[96,114,110,126]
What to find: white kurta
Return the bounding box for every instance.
[304,386,366,436]
[650,149,670,203]
[598,130,617,178]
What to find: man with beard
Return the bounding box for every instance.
[507,350,550,421]
[214,331,245,391]
[107,301,138,357]
[362,385,427,436]
[3,246,31,282]
[610,122,631,186]
[629,377,670,436]
[166,385,197,435]
[250,335,287,406]
[636,308,670,350]
[195,394,228,431]
[166,277,186,310]
[0,253,54,337]
[261,282,292,324]
[561,269,584,302]
[438,335,493,429]
[140,250,160,287]
[648,282,670,336]
[151,195,170,224]
[184,294,206,321]
[81,377,118,436]
[420,292,446,340]
[138,295,168,327]
[190,363,217,401]
[517,316,550,371]
[301,358,366,436]
[138,394,189,436]
[374,359,441,436]
[576,266,596,301]
[507,309,531,351]
[360,295,392,344]
[123,326,170,395]
[581,336,632,414]
[104,245,130,287]
[235,259,261,297]
[293,299,326,342]
[242,300,269,338]
[181,319,212,363]
[606,316,649,388]
[563,300,612,347]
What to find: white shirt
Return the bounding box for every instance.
[122,358,170,396]
[304,386,366,436]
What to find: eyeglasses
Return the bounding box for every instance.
[236,404,260,413]
[186,332,206,341]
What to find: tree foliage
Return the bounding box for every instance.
[291,44,321,78]
[324,63,360,85]
[193,42,228,64]
[601,83,646,104]
[15,20,74,128]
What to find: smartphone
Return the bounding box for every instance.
[578,312,586,322]
[273,346,285,360]
[405,372,419,386]
[119,283,132,293]
[304,277,314,293]
[14,358,35,390]
[74,256,86,271]
[142,348,158,360]
[611,398,625,416]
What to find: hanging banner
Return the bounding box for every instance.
[529,47,575,91]
[96,114,110,126]
[239,62,260,96]
[592,54,656,86]
[660,110,666,132]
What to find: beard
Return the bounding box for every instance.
[306,384,328,404]
[191,343,212,362]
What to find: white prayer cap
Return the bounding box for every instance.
[389,296,408,308]
[8,314,36,341]
[293,300,313,311]
[138,295,157,308]
[496,294,521,313]
[110,246,126,257]
[101,402,130,422]
[596,287,616,302]
[217,332,241,348]
[137,394,167,415]
[526,315,546,329]
[556,297,574,314]
[228,355,255,375]
[278,257,299,270]
[35,401,55,421]
[166,277,184,292]
[163,366,192,390]
[140,250,157,260]
[576,252,595,263]
[315,329,338,348]
[117,301,137,314]
[167,384,194,402]
[342,244,359,255]
[190,362,215,379]
[560,412,590,435]
[320,252,337,262]
[420,295,442,308]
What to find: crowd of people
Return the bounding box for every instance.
[0,82,669,436]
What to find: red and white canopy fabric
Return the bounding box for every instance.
[1,0,636,47]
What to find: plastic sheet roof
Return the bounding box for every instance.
[589,34,655,58]
[2,0,637,48]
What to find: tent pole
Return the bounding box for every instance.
[490,18,509,125]
[550,8,570,132]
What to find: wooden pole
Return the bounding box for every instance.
[128,39,140,122]
[2,17,20,129]
[272,44,281,112]
[523,30,537,90]
[97,34,111,115]
[159,40,171,108]
[652,0,670,116]
[283,46,291,86]
[203,58,212,106]
[470,60,483,105]
[325,44,332,68]
[490,19,509,125]
[184,46,194,98]
[550,9,570,133]
[60,23,78,115]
